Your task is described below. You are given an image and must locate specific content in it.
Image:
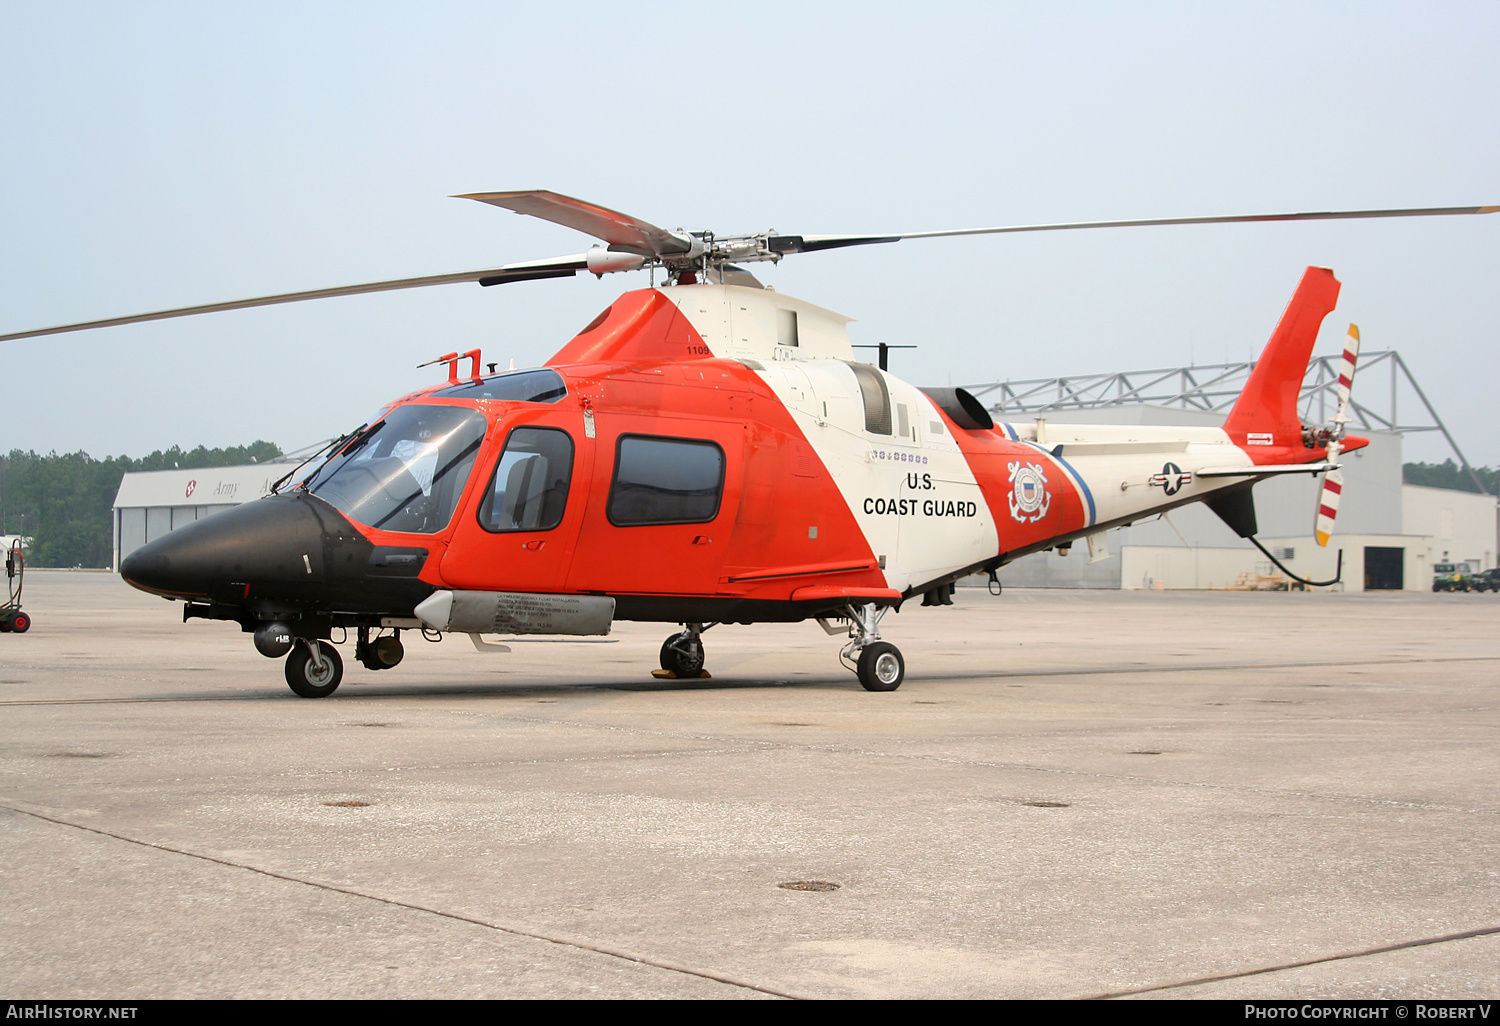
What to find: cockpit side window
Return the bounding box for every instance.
[478,427,575,533]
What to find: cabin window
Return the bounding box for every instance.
[848,362,891,435]
[478,427,575,533]
[608,435,725,526]
[307,405,486,535]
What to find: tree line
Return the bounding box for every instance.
[1,443,281,567]
[1400,458,1499,496]
[0,447,1492,568]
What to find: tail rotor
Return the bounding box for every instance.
[1313,324,1361,547]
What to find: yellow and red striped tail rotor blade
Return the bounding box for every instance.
[1334,324,1360,423]
[1314,323,1361,547]
[1314,467,1344,547]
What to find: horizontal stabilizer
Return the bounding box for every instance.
[1197,462,1339,478]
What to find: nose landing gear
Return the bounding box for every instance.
[285,639,344,698]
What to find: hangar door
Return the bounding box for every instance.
[1363,547,1404,591]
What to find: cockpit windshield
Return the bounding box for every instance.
[306,405,487,534]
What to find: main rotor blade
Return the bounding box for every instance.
[806,204,1499,248]
[0,255,589,343]
[7,197,1493,344]
[457,190,694,257]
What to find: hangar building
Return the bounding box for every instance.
[111,462,293,572]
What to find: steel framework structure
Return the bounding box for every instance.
[963,350,1488,493]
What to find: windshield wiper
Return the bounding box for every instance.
[272,421,384,494]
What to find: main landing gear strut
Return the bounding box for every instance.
[658,622,713,678]
[656,607,906,691]
[822,602,905,692]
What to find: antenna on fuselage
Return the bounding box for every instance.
[852,342,917,371]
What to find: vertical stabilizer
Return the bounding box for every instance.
[1222,267,1341,450]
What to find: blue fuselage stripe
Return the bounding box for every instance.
[1022,442,1096,528]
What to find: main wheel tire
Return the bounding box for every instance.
[285,641,343,698]
[857,641,904,692]
[9,612,29,633]
[659,632,705,677]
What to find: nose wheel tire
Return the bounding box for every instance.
[659,632,705,677]
[285,641,343,698]
[857,642,904,692]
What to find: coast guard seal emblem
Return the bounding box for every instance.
[1007,460,1051,523]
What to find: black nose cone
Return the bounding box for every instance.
[121,492,361,603]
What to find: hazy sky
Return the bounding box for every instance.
[2,1,1496,465]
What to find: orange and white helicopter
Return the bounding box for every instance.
[4,193,1494,695]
